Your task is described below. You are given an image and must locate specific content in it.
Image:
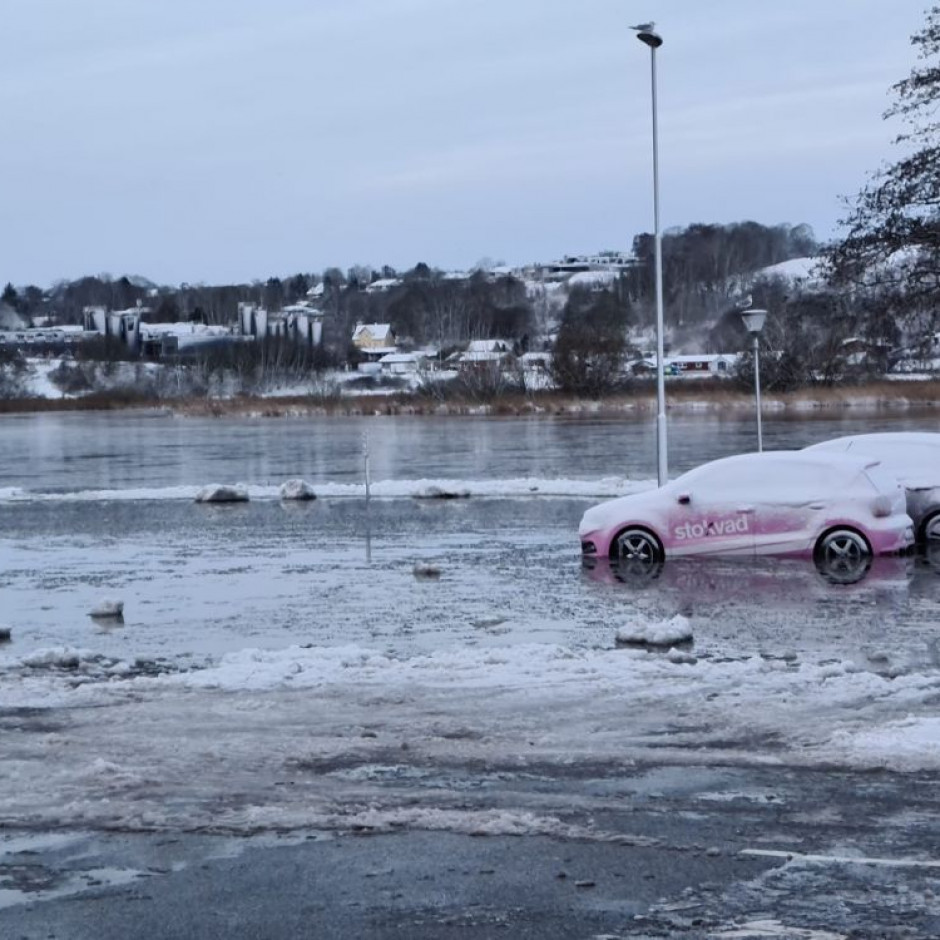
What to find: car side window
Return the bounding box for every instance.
[688,461,833,504]
[682,463,763,500]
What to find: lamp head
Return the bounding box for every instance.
[741,309,768,335]
[630,22,663,48]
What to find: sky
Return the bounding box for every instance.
[0,0,930,287]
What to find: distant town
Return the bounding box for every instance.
[1,222,938,405]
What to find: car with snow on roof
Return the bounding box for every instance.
[578,451,913,565]
[804,432,940,542]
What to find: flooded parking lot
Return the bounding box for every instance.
[1,411,939,937]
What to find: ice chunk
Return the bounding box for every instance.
[89,599,124,619]
[195,483,250,503]
[616,615,693,647]
[667,647,698,665]
[279,479,317,501]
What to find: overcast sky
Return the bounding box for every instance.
[0,0,929,287]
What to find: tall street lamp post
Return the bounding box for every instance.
[631,22,667,486]
[741,308,768,452]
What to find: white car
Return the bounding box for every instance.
[578,451,914,563]
[805,432,940,541]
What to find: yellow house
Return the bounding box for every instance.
[352,322,396,350]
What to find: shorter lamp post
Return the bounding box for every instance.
[741,309,768,452]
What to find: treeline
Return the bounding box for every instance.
[1,220,817,355]
[627,222,817,325]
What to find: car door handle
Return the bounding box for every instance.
[809,502,826,510]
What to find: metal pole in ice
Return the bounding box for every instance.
[632,22,668,485]
[363,431,372,563]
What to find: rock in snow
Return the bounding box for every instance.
[279,479,317,501]
[89,599,124,620]
[414,485,471,500]
[616,615,693,648]
[195,484,250,503]
[0,624,11,642]
[413,562,442,579]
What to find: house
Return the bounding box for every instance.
[520,351,554,391]
[840,336,893,369]
[378,352,427,376]
[364,278,402,294]
[352,322,396,350]
[457,339,516,372]
[634,353,739,378]
[463,339,512,356]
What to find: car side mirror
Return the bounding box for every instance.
[677,493,691,505]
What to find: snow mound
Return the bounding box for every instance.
[279,479,317,501]
[195,483,250,503]
[19,647,93,670]
[413,484,471,500]
[89,599,124,619]
[616,615,693,647]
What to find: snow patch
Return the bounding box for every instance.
[616,615,693,647]
[828,716,940,771]
[714,920,845,940]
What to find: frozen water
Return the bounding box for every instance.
[1,412,939,836]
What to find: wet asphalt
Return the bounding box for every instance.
[3,762,939,939]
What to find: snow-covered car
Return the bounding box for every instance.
[804,432,940,542]
[578,451,914,564]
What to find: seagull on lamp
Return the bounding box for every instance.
[630,22,663,48]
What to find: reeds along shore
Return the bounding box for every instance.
[1,380,939,418]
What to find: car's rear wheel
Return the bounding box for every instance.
[814,527,871,568]
[921,511,940,542]
[814,551,872,585]
[611,527,663,565]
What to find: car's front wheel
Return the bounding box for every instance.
[611,527,663,565]
[814,527,871,568]
[921,511,940,542]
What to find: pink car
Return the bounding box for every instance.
[579,451,914,564]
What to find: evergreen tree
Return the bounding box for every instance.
[1,283,19,310]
